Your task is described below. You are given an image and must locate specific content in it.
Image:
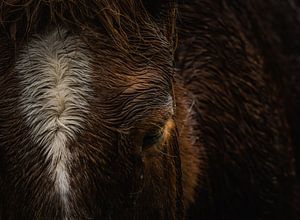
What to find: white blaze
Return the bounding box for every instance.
[16,28,92,217]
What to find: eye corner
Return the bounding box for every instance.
[141,128,163,151]
[141,118,175,151]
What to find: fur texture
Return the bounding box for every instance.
[176,1,300,219]
[16,28,93,216]
[0,0,299,219]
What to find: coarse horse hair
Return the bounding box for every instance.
[0,0,299,219]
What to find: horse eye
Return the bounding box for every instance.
[142,129,163,150]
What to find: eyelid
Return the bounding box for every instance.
[139,117,175,150]
[142,129,163,150]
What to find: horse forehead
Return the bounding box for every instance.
[15,27,93,215]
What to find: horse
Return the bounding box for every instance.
[0,0,299,219]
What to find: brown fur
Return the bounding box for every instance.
[175,1,300,219]
[0,0,299,219]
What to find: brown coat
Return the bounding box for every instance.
[0,0,299,219]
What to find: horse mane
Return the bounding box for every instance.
[0,0,176,49]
